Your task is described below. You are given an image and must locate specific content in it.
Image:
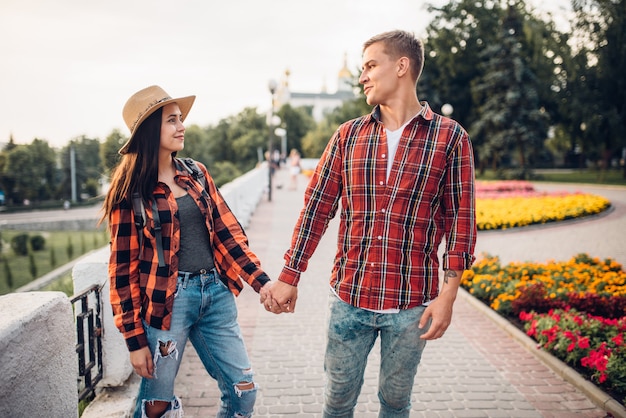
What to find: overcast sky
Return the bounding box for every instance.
[1,0,570,148]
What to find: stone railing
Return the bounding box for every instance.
[0,164,269,417]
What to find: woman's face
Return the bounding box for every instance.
[160,102,185,154]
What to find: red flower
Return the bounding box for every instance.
[519,311,534,321]
[541,325,559,344]
[572,315,584,326]
[578,337,590,350]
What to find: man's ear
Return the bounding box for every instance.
[397,57,410,78]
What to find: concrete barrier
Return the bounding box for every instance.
[219,164,268,228]
[0,292,78,417]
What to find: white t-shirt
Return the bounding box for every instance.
[385,114,419,181]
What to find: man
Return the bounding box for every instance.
[266,30,476,417]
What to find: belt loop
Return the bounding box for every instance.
[181,271,191,289]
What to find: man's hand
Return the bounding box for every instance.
[418,296,454,340]
[419,269,462,340]
[130,346,154,378]
[265,280,298,313]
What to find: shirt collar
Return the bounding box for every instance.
[368,101,434,125]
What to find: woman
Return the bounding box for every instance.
[101,85,272,418]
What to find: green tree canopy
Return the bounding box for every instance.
[470,3,549,176]
[571,0,626,175]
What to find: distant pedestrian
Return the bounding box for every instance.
[101,85,273,418]
[288,149,301,190]
[265,30,477,417]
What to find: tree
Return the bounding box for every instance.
[423,0,505,129]
[470,2,548,176]
[423,0,571,174]
[29,139,59,200]
[572,0,626,176]
[178,124,212,168]
[301,94,371,159]
[301,119,337,158]
[100,129,125,175]
[276,104,316,156]
[59,136,102,201]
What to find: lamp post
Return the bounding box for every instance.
[267,79,278,201]
[274,127,287,159]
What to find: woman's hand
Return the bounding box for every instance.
[130,346,154,378]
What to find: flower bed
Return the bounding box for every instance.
[475,180,611,230]
[461,254,626,404]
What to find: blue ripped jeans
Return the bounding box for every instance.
[323,295,429,418]
[134,270,257,418]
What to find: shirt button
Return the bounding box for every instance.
[377,236,382,240]
[381,208,386,213]
[371,263,375,267]
[379,181,384,186]
[382,153,386,158]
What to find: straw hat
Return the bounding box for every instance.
[119,85,195,154]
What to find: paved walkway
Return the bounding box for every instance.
[175,169,626,417]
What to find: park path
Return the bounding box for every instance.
[175,170,625,417]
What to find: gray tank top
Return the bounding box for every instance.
[175,193,215,272]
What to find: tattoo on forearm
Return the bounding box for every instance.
[443,270,458,284]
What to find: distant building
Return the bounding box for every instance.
[275,54,358,121]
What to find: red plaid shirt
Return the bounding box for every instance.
[108,159,269,351]
[279,103,476,310]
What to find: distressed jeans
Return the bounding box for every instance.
[134,270,257,418]
[323,294,429,418]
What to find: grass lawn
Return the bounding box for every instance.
[0,229,109,295]
[477,168,626,186]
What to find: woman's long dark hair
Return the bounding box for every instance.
[100,107,163,225]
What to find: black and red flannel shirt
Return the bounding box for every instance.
[108,159,269,351]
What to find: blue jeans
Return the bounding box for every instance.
[134,270,257,418]
[323,294,429,418]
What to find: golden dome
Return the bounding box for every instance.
[338,53,351,78]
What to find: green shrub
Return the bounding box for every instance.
[28,252,37,279]
[11,234,29,256]
[66,236,74,259]
[30,235,46,251]
[3,258,12,289]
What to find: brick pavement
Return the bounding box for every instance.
[174,169,624,417]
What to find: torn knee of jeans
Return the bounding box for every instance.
[151,339,179,379]
[156,339,179,359]
[233,368,257,397]
[140,396,183,418]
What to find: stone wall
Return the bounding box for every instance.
[0,292,78,417]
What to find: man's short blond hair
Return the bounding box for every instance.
[363,30,425,84]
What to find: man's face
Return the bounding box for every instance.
[359,42,399,106]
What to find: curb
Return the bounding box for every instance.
[459,288,626,418]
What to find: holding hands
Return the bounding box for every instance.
[260,280,298,314]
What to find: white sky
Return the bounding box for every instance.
[0,0,570,148]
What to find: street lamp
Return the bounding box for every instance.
[267,79,278,201]
[441,103,454,117]
[274,127,287,159]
